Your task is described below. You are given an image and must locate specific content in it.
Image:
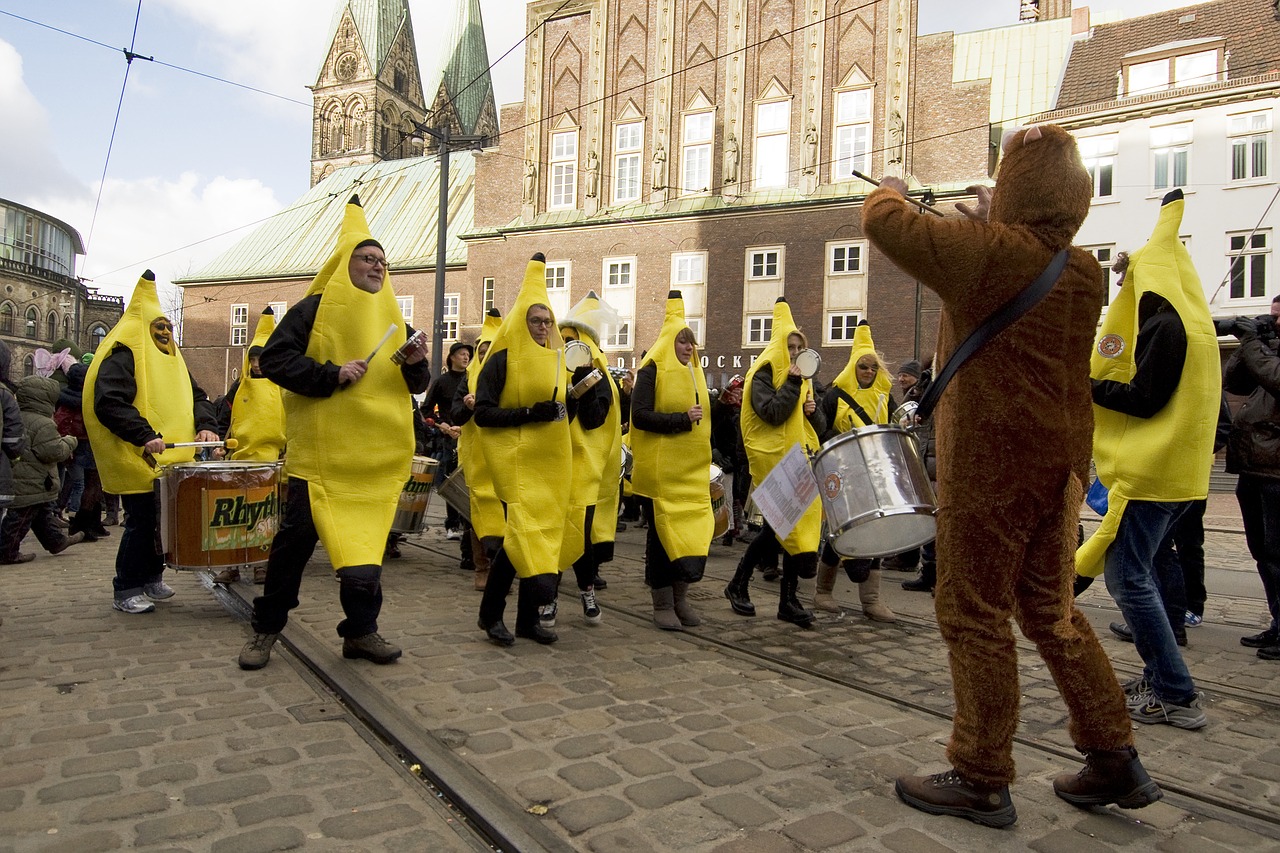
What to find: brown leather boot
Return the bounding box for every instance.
[895,769,1016,828]
[812,561,841,613]
[859,569,896,622]
[1053,746,1162,809]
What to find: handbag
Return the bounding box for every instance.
[1086,477,1109,516]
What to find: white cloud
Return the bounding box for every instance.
[0,38,86,201]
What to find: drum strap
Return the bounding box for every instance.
[833,388,874,427]
[917,249,1069,423]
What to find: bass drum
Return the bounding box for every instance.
[159,461,281,570]
[811,425,936,559]
[391,456,438,534]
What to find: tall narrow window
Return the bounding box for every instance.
[613,122,643,204]
[1078,134,1118,199]
[1228,231,1270,301]
[1086,246,1117,306]
[753,100,790,189]
[396,296,414,323]
[681,112,713,194]
[602,257,636,349]
[549,130,578,209]
[482,277,495,313]
[545,262,571,319]
[1230,112,1270,182]
[1151,124,1191,191]
[833,89,872,180]
[442,294,460,341]
[672,252,707,346]
[230,304,248,346]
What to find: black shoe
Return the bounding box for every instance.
[616,521,627,533]
[1242,627,1280,648]
[902,574,933,592]
[724,582,756,617]
[478,618,515,647]
[592,575,608,591]
[720,532,734,547]
[1258,645,1280,660]
[761,566,780,582]
[515,623,558,645]
[777,599,815,627]
[1111,621,1186,646]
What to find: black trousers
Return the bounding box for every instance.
[251,477,384,638]
[113,492,165,597]
[478,546,557,631]
[569,505,598,591]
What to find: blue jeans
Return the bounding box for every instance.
[1237,474,1280,628]
[1104,499,1198,705]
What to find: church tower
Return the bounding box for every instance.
[310,0,428,186]
[422,0,499,150]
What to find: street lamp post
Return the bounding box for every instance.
[411,121,485,378]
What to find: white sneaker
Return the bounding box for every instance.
[143,580,176,600]
[113,595,155,614]
[539,600,557,628]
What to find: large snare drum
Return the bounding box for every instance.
[811,425,936,559]
[159,461,281,570]
[391,456,438,534]
[438,469,471,524]
[710,464,731,541]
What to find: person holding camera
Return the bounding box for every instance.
[1223,296,1280,659]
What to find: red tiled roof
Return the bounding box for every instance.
[1055,0,1280,109]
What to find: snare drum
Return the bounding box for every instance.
[438,468,471,524]
[391,456,438,534]
[159,461,281,570]
[795,348,822,379]
[710,463,731,541]
[811,425,936,559]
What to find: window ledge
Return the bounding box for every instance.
[1146,188,1195,199]
[1224,178,1275,190]
[1090,196,1121,206]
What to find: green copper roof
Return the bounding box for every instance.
[178,154,474,285]
[952,18,1076,125]
[324,0,410,76]
[429,0,497,136]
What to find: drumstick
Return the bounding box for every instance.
[851,170,945,217]
[689,361,701,424]
[163,439,239,449]
[367,323,398,363]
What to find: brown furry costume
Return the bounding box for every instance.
[862,126,1132,787]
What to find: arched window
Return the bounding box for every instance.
[46,311,58,341]
[24,307,38,339]
[347,99,366,152]
[63,315,71,339]
[0,303,13,335]
[22,354,34,377]
[90,324,108,351]
[394,63,407,95]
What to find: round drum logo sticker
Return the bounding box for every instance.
[1097,334,1125,358]
[823,473,842,500]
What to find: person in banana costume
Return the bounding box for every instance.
[813,320,896,623]
[450,308,502,592]
[211,307,286,586]
[724,297,826,628]
[86,270,221,615]
[863,125,1158,827]
[238,196,430,671]
[558,290,622,627]
[630,290,714,630]
[1077,188,1217,729]
[474,253,601,646]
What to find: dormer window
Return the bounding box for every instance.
[1121,39,1223,97]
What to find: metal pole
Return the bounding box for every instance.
[431,125,451,379]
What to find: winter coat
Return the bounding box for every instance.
[1224,335,1280,479]
[0,341,28,504]
[12,376,77,508]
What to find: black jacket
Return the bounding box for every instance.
[1225,335,1280,478]
[1092,294,1188,419]
[748,362,827,436]
[93,345,218,446]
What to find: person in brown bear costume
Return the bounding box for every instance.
[862,125,1161,828]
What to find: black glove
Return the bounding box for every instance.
[572,365,593,384]
[1233,316,1259,339]
[529,400,560,422]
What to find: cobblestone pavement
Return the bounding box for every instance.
[3,491,1279,852]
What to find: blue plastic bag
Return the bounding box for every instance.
[1086,478,1109,516]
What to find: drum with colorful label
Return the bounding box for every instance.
[159,461,282,570]
[710,463,731,541]
[391,456,439,534]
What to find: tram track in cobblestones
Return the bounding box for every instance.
[208,575,575,853]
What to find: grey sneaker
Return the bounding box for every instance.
[581,588,602,625]
[238,633,279,670]
[1121,674,1151,708]
[112,594,155,614]
[143,580,176,600]
[1130,691,1207,729]
[539,600,557,628]
[342,632,402,664]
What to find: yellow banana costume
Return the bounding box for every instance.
[630,291,713,566]
[84,270,197,495]
[1076,193,1221,578]
[560,290,623,561]
[477,254,578,577]
[228,308,286,462]
[740,298,822,554]
[829,321,891,431]
[284,197,413,569]
[460,309,504,540]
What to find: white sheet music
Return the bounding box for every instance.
[754,443,819,540]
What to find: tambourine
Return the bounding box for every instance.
[569,368,604,399]
[794,348,822,379]
[564,340,593,370]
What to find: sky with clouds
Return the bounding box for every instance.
[0,0,1197,301]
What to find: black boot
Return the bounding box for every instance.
[776,568,814,627]
[903,560,936,592]
[1053,746,1162,809]
[724,552,757,616]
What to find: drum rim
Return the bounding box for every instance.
[162,461,282,471]
[565,339,593,369]
[795,348,822,378]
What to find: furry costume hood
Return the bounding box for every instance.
[989,125,1092,252]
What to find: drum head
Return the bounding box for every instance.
[795,348,822,379]
[565,340,593,370]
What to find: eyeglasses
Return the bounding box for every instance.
[528,317,554,328]
[354,254,387,267]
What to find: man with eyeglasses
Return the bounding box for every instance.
[238,197,430,670]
